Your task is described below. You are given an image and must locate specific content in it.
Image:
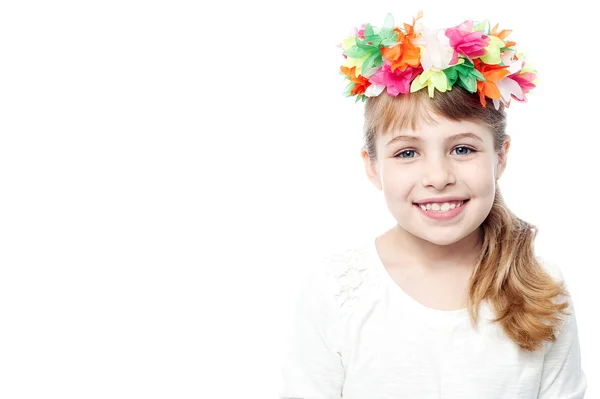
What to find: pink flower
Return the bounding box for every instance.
[493,61,538,108]
[368,61,423,96]
[510,69,536,95]
[445,20,490,59]
[354,23,366,40]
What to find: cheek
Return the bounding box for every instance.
[381,162,414,186]
[459,157,494,182]
[380,164,415,194]
[459,160,496,190]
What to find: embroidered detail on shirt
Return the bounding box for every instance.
[322,245,371,318]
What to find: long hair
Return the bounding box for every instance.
[363,87,570,352]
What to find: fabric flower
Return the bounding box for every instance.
[354,23,367,40]
[480,35,505,65]
[410,68,451,97]
[413,24,458,71]
[511,62,537,94]
[443,59,486,93]
[473,59,510,107]
[342,19,398,77]
[490,23,515,48]
[492,60,538,108]
[338,13,536,108]
[364,83,386,97]
[381,37,421,72]
[342,54,369,76]
[340,36,369,75]
[341,66,371,100]
[445,20,490,60]
[380,12,422,72]
[369,61,423,96]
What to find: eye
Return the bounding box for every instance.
[394,149,417,159]
[451,146,476,156]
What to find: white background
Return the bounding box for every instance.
[0,0,597,398]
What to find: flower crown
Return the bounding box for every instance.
[339,12,538,109]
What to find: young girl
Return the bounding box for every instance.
[279,12,587,399]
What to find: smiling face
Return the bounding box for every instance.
[361,93,510,248]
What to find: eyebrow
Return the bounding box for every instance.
[385,132,484,147]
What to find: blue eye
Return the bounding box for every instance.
[394,146,476,159]
[395,149,417,158]
[452,146,475,156]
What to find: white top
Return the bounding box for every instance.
[279,239,587,399]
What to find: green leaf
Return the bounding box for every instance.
[361,36,382,47]
[444,67,459,86]
[380,28,398,46]
[343,81,354,96]
[361,50,382,73]
[472,69,485,81]
[383,13,395,30]
[345,46,369,58]
[364,23,375,38]
[356,39,376,49]
[458,74,477,93]
[473,20,489,34]
[381,38,397,47]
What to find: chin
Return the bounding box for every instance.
[417,232,466,246]
[409,227,476,247]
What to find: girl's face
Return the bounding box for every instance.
[362,112,510,246]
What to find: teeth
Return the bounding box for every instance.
[419,201,464,212]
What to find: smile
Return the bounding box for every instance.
[413,199,470,221]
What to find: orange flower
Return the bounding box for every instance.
[474,59,510,107]
[490,23,512,41]
[403,10,423,37]
[381,12,422,72]
[350,75,370,96]
[490,23,516,49]
[340,66,371,96]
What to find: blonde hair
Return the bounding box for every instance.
[363,87,570,352]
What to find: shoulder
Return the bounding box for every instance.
[308,240,375,314]
[301,241,371,288]
[321,241,373,276]
[535,256,577,340]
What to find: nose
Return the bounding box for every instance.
[421,155,456,190]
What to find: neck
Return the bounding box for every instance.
[386,224,483,270]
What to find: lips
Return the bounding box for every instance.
[413,197,470,205]
[413,199,469,209]
[413,199,470,221]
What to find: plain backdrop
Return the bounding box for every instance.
[0,0,597,398]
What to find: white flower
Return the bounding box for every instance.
[413,24,455,71]
[365,83,386,97]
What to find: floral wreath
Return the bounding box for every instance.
[339,12,538,109]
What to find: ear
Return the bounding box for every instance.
[495,135,511,180]
[361,146,383,190]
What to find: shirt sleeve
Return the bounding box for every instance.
[278,259,346,399]
[537,260,587,399]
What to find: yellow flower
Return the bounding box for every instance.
[410,69,451,97]
[480,36,504,64]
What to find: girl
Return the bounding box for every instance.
[279,13,587,399]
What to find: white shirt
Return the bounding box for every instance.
[279,239,587,399]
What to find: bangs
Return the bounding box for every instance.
[363,89,437,138]
[362,87,507,153]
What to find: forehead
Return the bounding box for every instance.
[364,88,497,145]
[379,114,492,145]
